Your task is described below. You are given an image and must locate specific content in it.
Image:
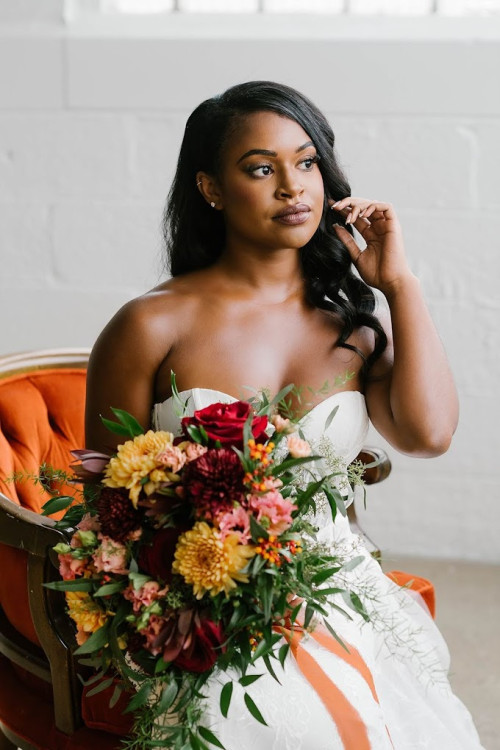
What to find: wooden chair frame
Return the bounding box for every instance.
[0,495,81,747]
[0,349,92,748]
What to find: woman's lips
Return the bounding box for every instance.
[274,211,310,226]
[273,204,311,226]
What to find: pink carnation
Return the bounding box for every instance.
[217,506,251,543]
[183,443,208,462]
[156,444,187,473]
[92,535,129,575]
[248,490,297,534]
[123,581,168,614]
[58,552,89,580]
[287,435,311,458]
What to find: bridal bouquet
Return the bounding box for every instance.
[43,379,368,750]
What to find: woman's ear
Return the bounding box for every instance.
[196,172,223,210]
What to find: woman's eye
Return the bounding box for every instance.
[299,155,320,170]
[248,164,274,177]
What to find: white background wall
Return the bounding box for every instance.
[1,0,499,562]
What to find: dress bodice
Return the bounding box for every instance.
[152,388,369,467]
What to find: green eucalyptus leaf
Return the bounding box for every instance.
[324,404,339,432]
[198,726,226,749]
[110,407,145,437]
[156,681,179,714]
[108,682,122,709]
[322,617,350,653]
[270,383,295,407]
[239,674,263,687]
[340,555,364,572]
[129,571,152,591]
[41,496,75,516]
[94,580,127,597]
[278,642,290,669]
[243,693,268,726]
[74,622,110,655]
[220,681,233,718]
[311,567,342,585]
[122,680,152,714]
[262,654,281,684]
[100,418,133,437]
[186,424,203,444]
[44,578,96,592]
[84,676,114,698]
[272,455,321,476]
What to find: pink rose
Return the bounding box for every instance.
[287,435,311,458]
[92,535,129,575]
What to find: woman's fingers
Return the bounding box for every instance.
[333,224,363,264]
[329,197,395,225]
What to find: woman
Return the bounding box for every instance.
[86,82,483,748]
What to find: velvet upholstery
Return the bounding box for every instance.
[0,364,133,745]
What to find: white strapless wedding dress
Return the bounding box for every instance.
[152,389,484,750]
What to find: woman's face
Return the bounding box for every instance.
[213,111,325,253]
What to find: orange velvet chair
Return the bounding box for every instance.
[0,350,133,750]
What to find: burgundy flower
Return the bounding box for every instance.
[97,487,142,543]
[142,609,225,673]
[181,401,268,449]
[138,526,186,582]
[183,448,245,520]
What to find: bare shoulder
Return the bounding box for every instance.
[85,273,209,450]
[89,274,206,365]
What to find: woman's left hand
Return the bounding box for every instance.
[329,197,412,295]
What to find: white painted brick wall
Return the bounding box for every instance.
[0,6,498,562]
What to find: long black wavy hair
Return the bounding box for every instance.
[163,80,387,376]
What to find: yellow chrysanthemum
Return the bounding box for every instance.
[65,591,108,638]
[103,430,174,507]
[172,522,255,599]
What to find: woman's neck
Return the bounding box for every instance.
[214,243,305,304]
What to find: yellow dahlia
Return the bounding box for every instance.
[172,522,255,599]
[103,430,175,507]
[65,591,108,645]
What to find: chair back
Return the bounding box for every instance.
[0,350,90,740]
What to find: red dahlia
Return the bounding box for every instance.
[183,448,245,519]
[97,487,141,542]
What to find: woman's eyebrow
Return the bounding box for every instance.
[236,141,315,164]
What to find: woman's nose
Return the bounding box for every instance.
[275,171,303,200]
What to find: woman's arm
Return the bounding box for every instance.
[330,198,458,457]
[85,295,173,454]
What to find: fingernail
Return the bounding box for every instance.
[331,201,341,208]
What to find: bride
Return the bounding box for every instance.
[85,81,484,749]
